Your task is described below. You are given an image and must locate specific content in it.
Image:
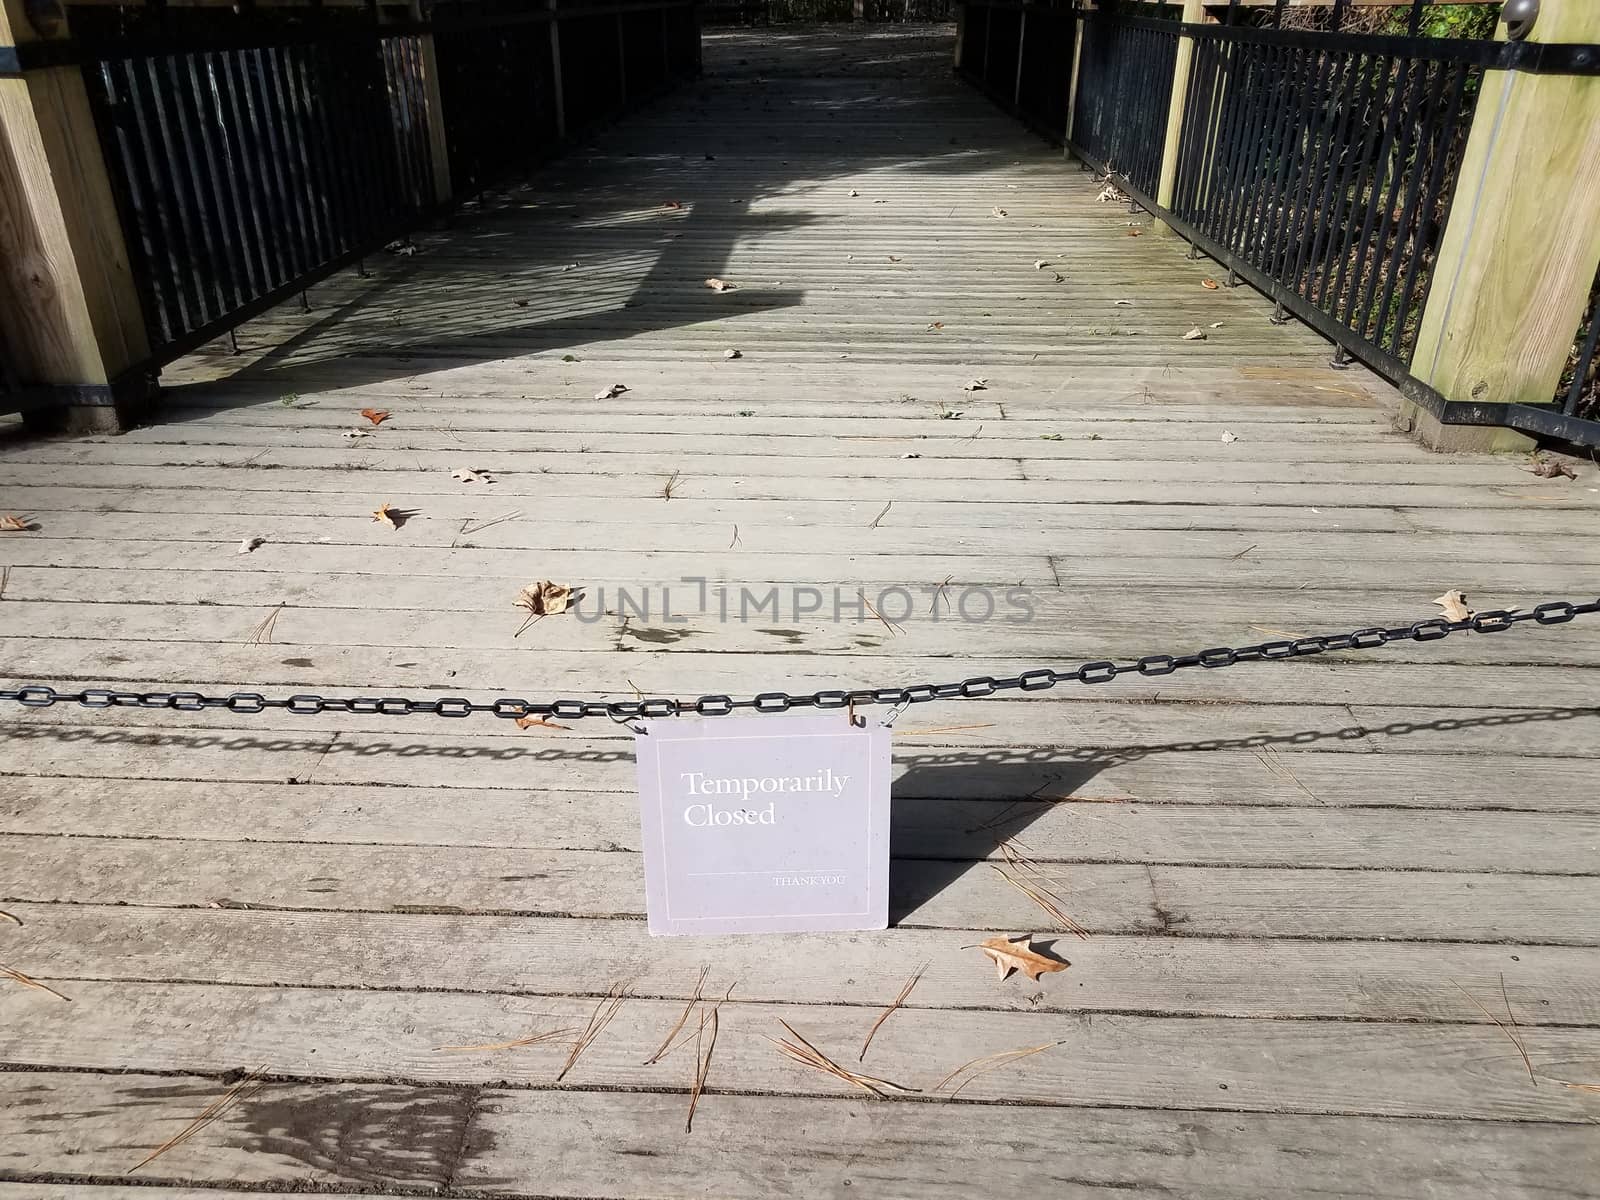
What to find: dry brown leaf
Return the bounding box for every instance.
[769,1020,919,1097]
[847,188,859,197]
[990,207,1008,218]
[968,934,1070,982]
[1125,228,1143,237]
[360,408,390,426]
[342,427,373,439]
[1434,589,1473,622]
[662,200,684,209]
[1529,458,1578,479]
[1220,430,1238,444]
[0,515,31,532]
[1201,278,1220,290]
[515,715,572,731]
[1,960,72,1002]
[926,321,944,332]
[452,468,493,484]
[595,383,629,400]
[236,537,264,555]
[516,580,572,621]
[704,277,735,292]
[1183,326,1206,340]
[371,502,399,530]
[962,378,988,392]
[128,1067,266,1173]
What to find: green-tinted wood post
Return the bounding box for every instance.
[0,0,151,430]
[1152,0,1205,237]
[1405,0,1600,452]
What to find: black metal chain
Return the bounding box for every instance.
[2,598,1597,722]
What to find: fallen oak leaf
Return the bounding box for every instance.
[991,207,1008,218]
[962,378,988,392]
[371,503,400,530]
[966,934,1070,982]
[925,321,944,332]
[1183,326,1207,341]
[360,408,390,426]
[661,200,684,209]
[724,348,742,360]
[1126,228,1143,237]
[452,468,494,484]
[0,514,33,531]
[236,537,264,555]
[1434,589,1473,623]
[515,580,573,635]
[516,715,572,731]
[704,277,735,292]
[595,383,629,400]
[1220,430,1238,444]
[342,427,374,439]
[1201,278,1220,290]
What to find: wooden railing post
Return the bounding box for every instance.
[1404,0,1600,450]
[409,1,453,204]
[0,0,151,429]
[1152,0,1204,237]
[1063,1,1085,154]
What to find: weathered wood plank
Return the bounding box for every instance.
[3,982,1599,1121]
[5,904,1597,1024]
[1,1081,1595,1200]
[3,836,1596,942]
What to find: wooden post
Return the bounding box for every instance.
[0,0,151,429]
[1063,2,1085,154]
[1152,0,1205,236]
[1406,0,1600,451]
[548,0,566,138]
[410,2,453,205]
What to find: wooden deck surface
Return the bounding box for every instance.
[4,23,1600,1199]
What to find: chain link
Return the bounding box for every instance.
[3,598,1596,722]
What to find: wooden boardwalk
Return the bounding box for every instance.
[4,23,1600,1199]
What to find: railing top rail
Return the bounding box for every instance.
[1179,19,1600,74]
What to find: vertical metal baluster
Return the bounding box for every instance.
[1348,50,1428,343]
[1316,49,1390,318]
[142,55,211,334]
[1370,58,1454,362]
[96,59,178,347]
[249,46,310,283]
[1292,49,1356,300]
[175,51,242,317]
[211,50,268,303]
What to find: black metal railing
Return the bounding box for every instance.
[85,29,438,359]
[1070,5,1178,196]
[1562,269,1600,424]
[1172,23,1483,375]
[48,0,698,370]
[957,0,1076,140]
